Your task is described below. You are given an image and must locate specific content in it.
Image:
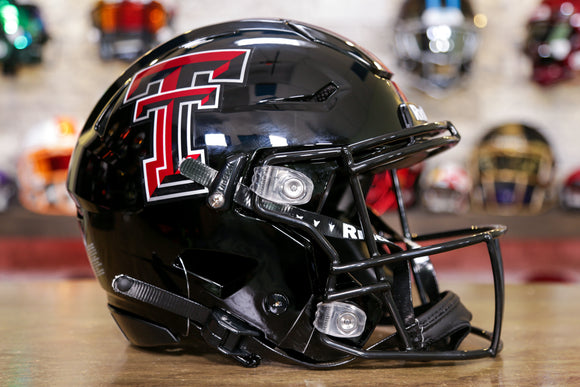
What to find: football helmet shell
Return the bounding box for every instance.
[0,170,16,212]
[421,161,472,213]
[91,0,172,61]
[524,0,580,85]
[0,0,49,75]
[394,0,480,94]
[18,116,78,215]
[561,168,580,210]
[67,19,505,368]
[471,123,556,215]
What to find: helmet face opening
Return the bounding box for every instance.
[67,18,505,368]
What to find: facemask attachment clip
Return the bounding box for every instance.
[250,166,314,205]
[314,301,367,338]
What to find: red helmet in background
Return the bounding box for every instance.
[91,0,173,61]
[561,168,580,209]
[524,0,580,85]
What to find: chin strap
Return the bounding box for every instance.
[111,274,359,368]
[370,290,472,352]
[111,274,263,367]
[417,291,473,350]
[111,273,479,367]
[319,290,477,360]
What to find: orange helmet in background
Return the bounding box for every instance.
[17,116,79,216]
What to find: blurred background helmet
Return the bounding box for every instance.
[17,116,78,215]
[0,0,49,75]
[470,123,556,215]
[421,161,472,213]
[0,170,16,212]
[394,0,480,94]
[524,0,580,86]
[90,0,173,61]
[561,168,580,209]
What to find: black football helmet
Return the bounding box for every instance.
[67,19,505,368]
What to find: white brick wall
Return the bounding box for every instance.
[1,0,578,182]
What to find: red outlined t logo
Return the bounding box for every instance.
[124,49,251,202]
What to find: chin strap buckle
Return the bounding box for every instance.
[201,309,262,367]
[112,274,262,367]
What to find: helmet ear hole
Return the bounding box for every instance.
[176,249,259,298]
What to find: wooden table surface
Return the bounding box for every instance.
[1,280,579,386]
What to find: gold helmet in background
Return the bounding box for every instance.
[471,123,556,215]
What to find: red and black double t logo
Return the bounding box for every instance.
[124,49,251,202]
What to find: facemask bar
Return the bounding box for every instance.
[250,120,505,361]
[386,168,441,305]
[180,119,505,363]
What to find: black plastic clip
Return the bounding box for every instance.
[201,309,262,367]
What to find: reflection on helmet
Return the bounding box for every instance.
[394,0,481,94]
[67,19,506,368]
[366,164,423,214]
[421,161,472,213]
[18,116,78,215]
[471,123,556,215]
[524,0,580,85]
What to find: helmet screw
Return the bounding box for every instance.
[114,275,133,292]
[208,192,225,209]
[337,312,358,335]
[265,293,289,315]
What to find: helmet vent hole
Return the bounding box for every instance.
[314,82,338,102]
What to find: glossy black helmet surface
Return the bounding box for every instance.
[67,18,505,368]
